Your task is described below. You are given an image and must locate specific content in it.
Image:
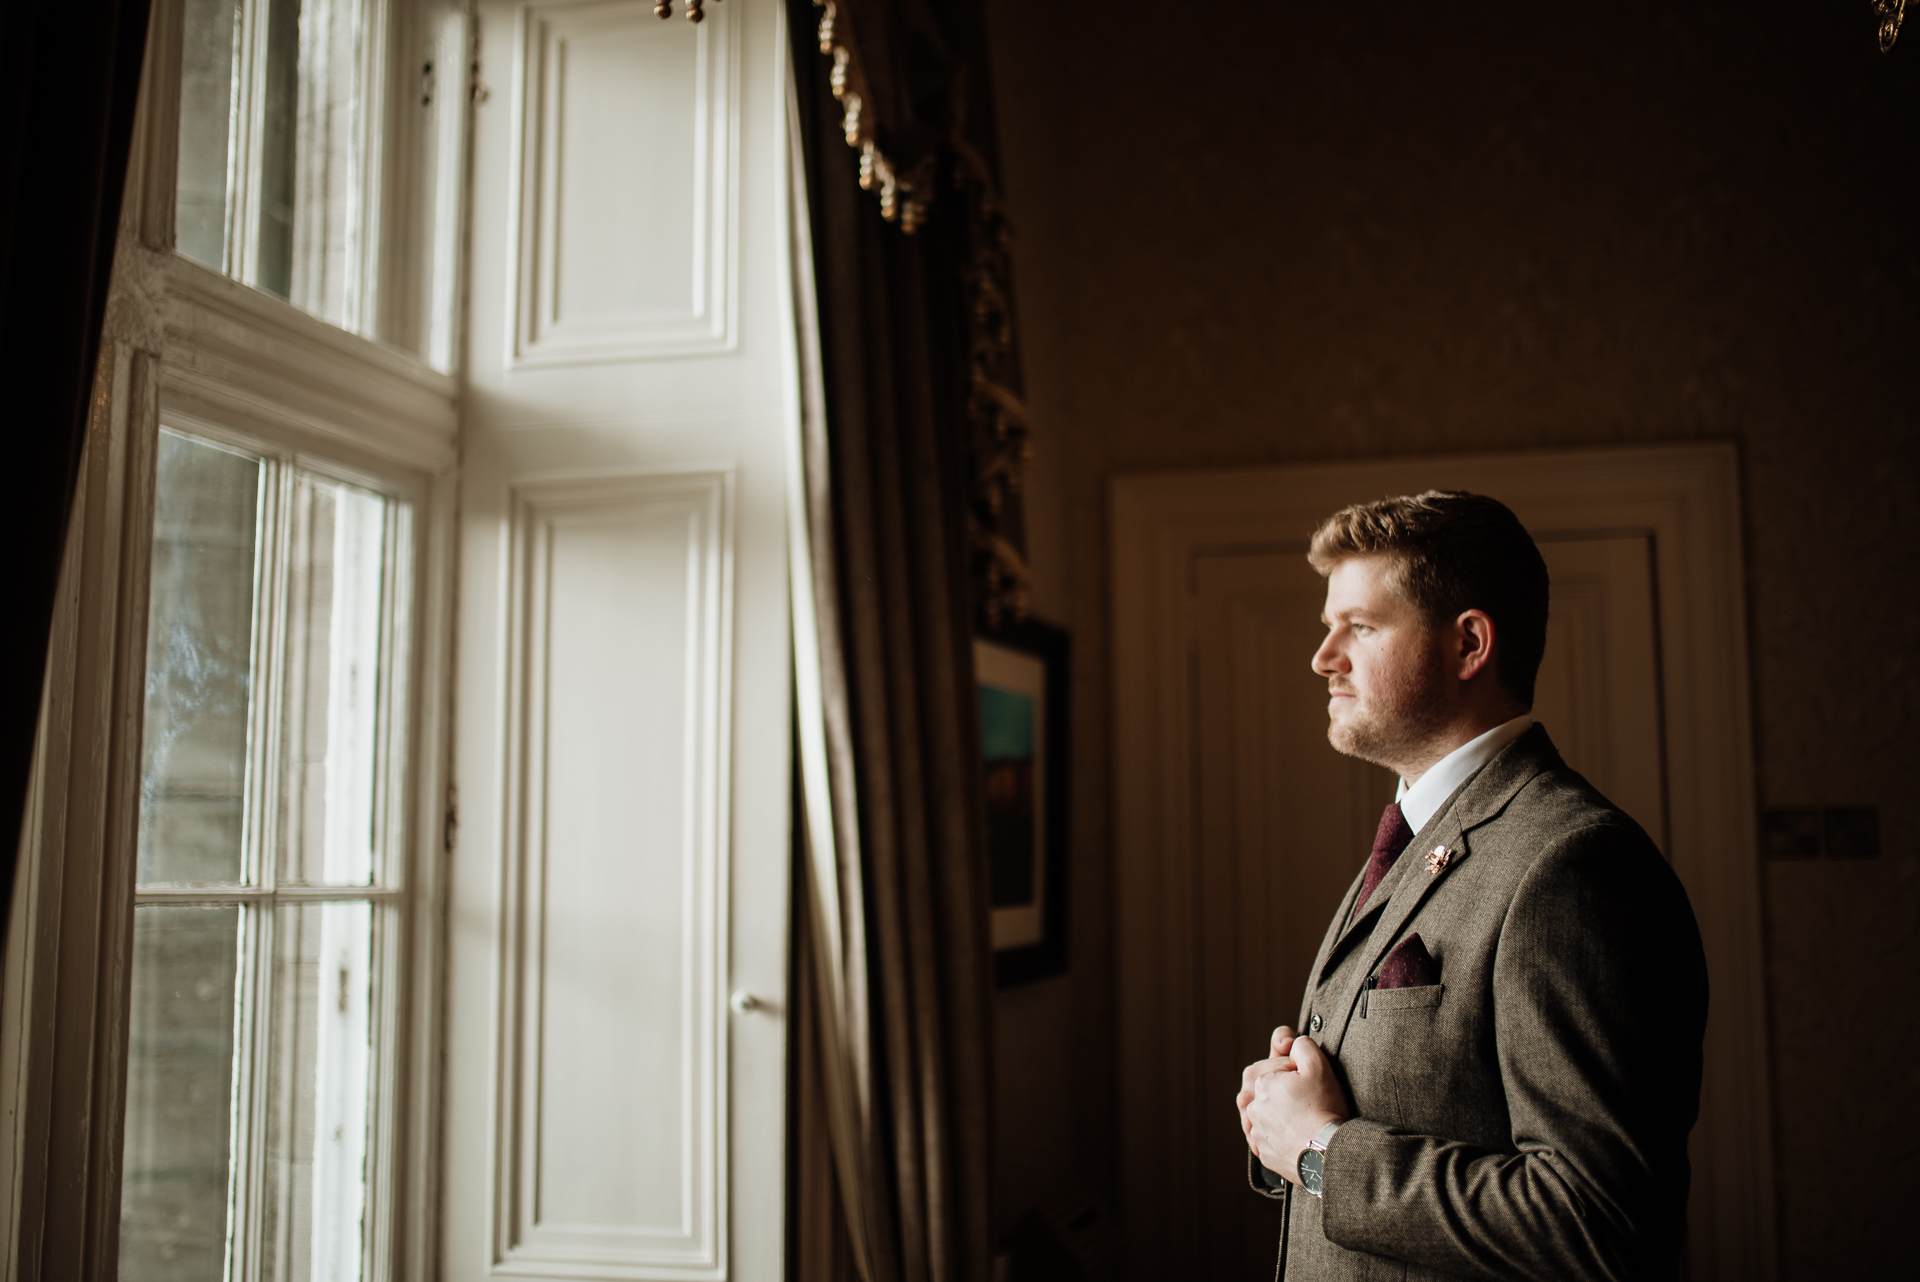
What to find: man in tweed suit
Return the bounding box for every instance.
[1234,491,1707,1280]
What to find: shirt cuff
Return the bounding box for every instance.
[1245,1149,1291,1199]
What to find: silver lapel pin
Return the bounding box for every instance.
[1425,845,1451,876]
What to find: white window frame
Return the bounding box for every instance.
[0,2,466,1278]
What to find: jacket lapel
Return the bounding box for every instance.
[1317,725,1563,1056]
[1313,773,1472,987]
[1320,817,1473,1055]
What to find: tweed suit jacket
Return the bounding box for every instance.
[1251,725,1708,1281]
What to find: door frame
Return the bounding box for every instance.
[1109,443,1773,1282]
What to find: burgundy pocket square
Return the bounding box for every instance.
[1377,933,1439,989]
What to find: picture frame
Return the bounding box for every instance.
[973,618,1070,988]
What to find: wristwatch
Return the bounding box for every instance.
[1296,1120,1344,1198]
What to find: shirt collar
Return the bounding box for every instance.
[1394,713,1537,834]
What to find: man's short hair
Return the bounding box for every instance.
[1308,490,1550,706]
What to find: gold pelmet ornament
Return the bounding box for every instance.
[1875,0,1905,51]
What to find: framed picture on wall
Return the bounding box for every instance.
[973,619,1070,988]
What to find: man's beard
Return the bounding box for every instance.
[1326,647,1453,773]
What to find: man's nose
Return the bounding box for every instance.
[1311,633,1345,677]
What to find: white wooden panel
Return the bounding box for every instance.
[451,4,792,1277]
[494,469,732,1279]
[511,1,737,366]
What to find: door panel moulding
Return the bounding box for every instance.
[508,0,740,367]
[491,466,734,1280]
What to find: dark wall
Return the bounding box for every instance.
[981,2,1920,1275]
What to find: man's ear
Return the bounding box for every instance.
[1455,609,1497,682]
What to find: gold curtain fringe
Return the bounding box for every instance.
[655,3,937,229]
[969,379,1028,516]
[951,129,1033,627]
[814,2,935,230]
[798,0,1033,623]
[967,516,1031,629]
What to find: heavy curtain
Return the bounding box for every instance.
[785,2,1011,1279]
[0,0,154,937]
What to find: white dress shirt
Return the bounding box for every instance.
[1394,713,1537,834]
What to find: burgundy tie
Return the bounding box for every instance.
[1357,802,1414,914]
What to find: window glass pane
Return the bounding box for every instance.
[178,0,238,270]
[140,432,262,886]
[177,0,370,326]
[260,0,367,325]
[278,475,392,886]
[119,905,243,1282]
[261,901,376,1282]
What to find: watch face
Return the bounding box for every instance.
[1299,1148,1324,1196]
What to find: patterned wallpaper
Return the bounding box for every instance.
[984,0,1919,1273]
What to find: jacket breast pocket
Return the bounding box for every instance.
[1362,982,1444,1016]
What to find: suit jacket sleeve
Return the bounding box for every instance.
[1318,820,1708,1281]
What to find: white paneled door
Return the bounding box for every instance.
[444,3,795,1280]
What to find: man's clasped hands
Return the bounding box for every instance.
[1236,1025,1351,1189]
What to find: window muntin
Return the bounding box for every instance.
[120,429,412,1282]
